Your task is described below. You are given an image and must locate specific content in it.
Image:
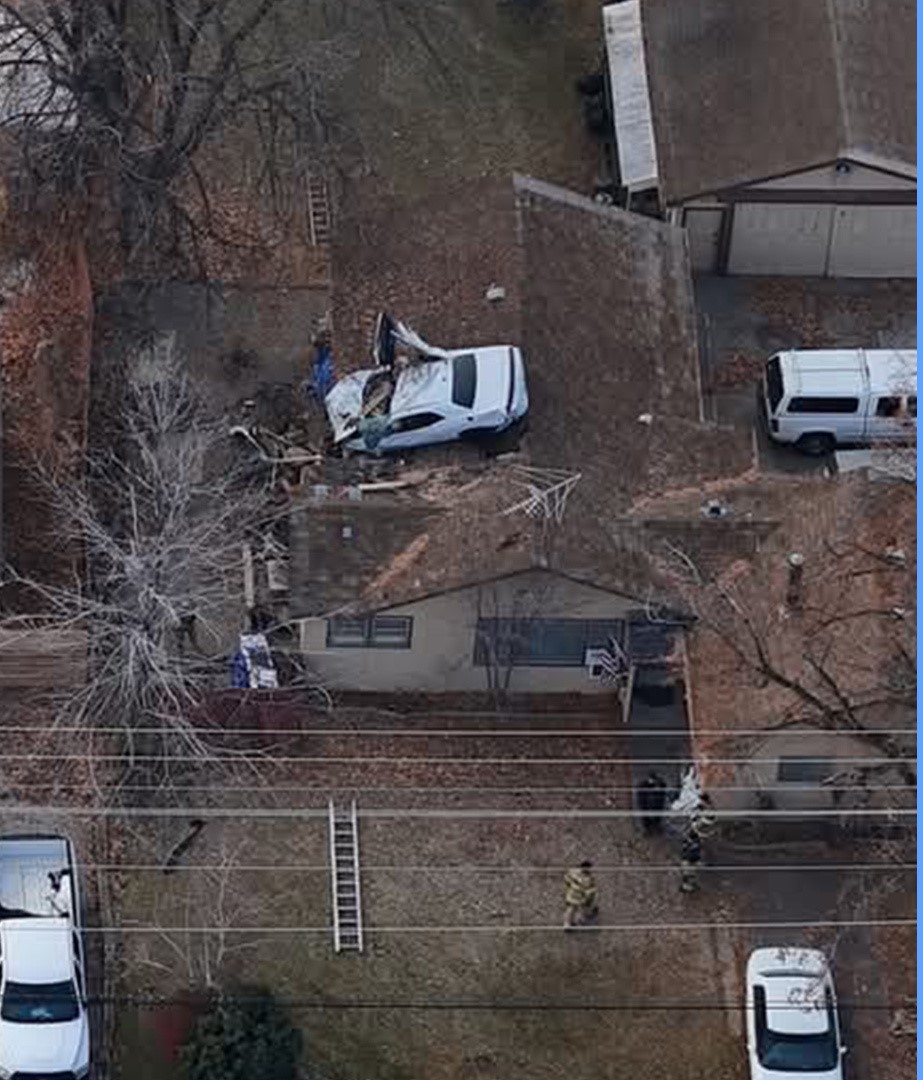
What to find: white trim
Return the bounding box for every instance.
[603,1,659,191]
[844,149,916,182]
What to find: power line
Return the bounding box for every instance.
[59,994,918,1012]
[52,917,916,934]
[3,724,916,738]
[12,782,915,794]
[75,861,917,873]
[0,753,912,765]
[0,804,914,819]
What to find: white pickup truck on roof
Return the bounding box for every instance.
[0,836,89,1080]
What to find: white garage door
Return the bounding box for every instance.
[727,203,833,275]
[827,205,916,278]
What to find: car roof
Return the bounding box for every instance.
[760,975,831,1036]
[0,918,74,982]
[390,347,513,417]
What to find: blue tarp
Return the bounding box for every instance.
[229,651,249,688]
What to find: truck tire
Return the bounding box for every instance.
[796,432,835,456]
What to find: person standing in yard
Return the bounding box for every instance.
[636,771,668,834]
[563,860,599,929]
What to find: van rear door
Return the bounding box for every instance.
[764,355,784,420]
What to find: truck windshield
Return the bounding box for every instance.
[765,356,784,414]
[1,980,79,1023]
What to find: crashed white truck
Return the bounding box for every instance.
[325,312,529,455]
[0,836,90,1080]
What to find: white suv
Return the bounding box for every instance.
[746,947,845,1079]
[0,918,90,1079]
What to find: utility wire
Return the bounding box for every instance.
[3,724,916,738]
[57,994,918,1012]
[0,753,911,765]
[0,804,914,819]
[76,861,917,873]
[50,917,916,934]
[13,782,913,795]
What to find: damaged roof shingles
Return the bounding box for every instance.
[289,175,751,617]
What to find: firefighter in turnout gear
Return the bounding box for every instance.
[563,860,599,929]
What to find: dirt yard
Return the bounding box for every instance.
[106,701,912,1080]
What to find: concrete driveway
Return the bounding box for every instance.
[693,275,917,475]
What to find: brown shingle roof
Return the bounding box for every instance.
[289,174,752,616]
[642,0,916,203]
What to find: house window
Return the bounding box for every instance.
[777,756,832,783]
[327,616,413,649]
[473,618,624,667]
[785,396,859,414]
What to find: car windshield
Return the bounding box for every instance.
[451,353,477,408]
[755,987,838,1072]
[1,980,80,1023]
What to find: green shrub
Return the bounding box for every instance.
[181,986,302,1080]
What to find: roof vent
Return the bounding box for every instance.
[786,552,804,610]
[701,499,728,519]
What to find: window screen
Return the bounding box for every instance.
[473,618,624,667]
[786,397,859,414]
[327,616,413,648]
[777,756,833,783]
[451,353,477,408]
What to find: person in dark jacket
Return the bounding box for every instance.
[679,826,703,893]
[636,771,668,834]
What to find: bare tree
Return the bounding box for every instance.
[0,0,304,267]
[660,533,916,784]
[1,335,271,764]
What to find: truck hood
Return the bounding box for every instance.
[325,370,374,443]
[0,1014,88,1073]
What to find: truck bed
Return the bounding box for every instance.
[0,835,78,921]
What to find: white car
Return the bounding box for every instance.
[325,312,529,454]
[0,918,90,1079]
[746,947,845,1080]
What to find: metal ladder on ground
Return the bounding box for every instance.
[328,800,363,952]
[307,173,331,246]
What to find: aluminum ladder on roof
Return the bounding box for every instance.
[328,800,363,953]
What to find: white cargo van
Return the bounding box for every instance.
[0,835,89,1080]
[763,349,917,455]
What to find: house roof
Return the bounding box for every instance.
[642,0,917,202]
[289,174,752,617]
[646,472,917,782]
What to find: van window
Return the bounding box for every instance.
[765,357,784,414]
[786,397,859,414]
[909,396,917,418]
[876,396,902,418]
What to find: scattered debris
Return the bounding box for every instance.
[637,412,653,425]
[502,466,581,524]
[485,283,506,302]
